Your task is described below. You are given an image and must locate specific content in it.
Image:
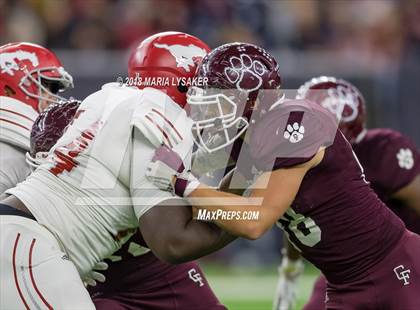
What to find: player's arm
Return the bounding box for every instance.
[139,200,235,264]
[376,133,420,215]
[187,151,322,239]
[392,175,420,215]
[131,127,234,264]
[147,144,324,240]
[145,102,334,240]
[140,164,242,263]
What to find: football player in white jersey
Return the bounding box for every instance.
[0,42,73,194]
[0,32,232,310]
[27,98,227,310]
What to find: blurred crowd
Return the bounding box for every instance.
[6,0,416,143]
[2,0,419,65]
[1,0,419,149]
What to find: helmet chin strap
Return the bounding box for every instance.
[354,128,367,144]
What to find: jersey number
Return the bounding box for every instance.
[277,208,321,251]
[50,121,101,176]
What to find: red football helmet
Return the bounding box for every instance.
[128,31,210,108]
[26,99,80,168]
[297,76,366,144]
[0,42,73,112]
[186,42,282,153]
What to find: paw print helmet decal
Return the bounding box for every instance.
[187,42,282,153]
[297,76,366,145]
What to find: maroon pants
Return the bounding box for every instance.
[303,274,327,310]
[89,252,226,310]
[305,230,420,310]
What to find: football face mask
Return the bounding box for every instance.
[20,66,73,110]
[187,87,249,153]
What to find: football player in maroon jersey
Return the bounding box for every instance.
[290,76,419,310]
[146,43,420,309]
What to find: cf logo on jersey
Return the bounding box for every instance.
[188,268,204,287]
[394,265,411,286]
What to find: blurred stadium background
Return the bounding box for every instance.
[2,0,419,309]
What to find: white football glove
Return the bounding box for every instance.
[273,257,304,310]
[146,145,200,197]
[84,261,108,287]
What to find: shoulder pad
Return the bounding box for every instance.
[249,99,338,171]
[357,128,420,195]
[0,96,38,150]
[132,88,193,148]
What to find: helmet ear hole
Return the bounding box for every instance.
[4,85,16,96]
[177,82,188,93]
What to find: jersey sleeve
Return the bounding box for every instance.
[131,88,193,149]
[0,144,30,194]
[248,99,338,172]
[373,131,420,194]
[130,126,193,220]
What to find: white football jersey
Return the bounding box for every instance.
[0,142,31,194]
[7,83,194,278]
[0,96,38,150]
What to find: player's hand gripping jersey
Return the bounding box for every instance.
[7,83,193,278]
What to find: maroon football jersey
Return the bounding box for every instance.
[236,99,406,284]
[353,128,420,234]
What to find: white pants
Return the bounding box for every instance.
[0,215,95,310]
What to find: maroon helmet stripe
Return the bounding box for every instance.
[151,108,183,140]
[145,115,173,148]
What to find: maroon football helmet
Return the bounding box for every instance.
[26,99,81,168]
[187,42,282,152]
[297,76,367,144]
